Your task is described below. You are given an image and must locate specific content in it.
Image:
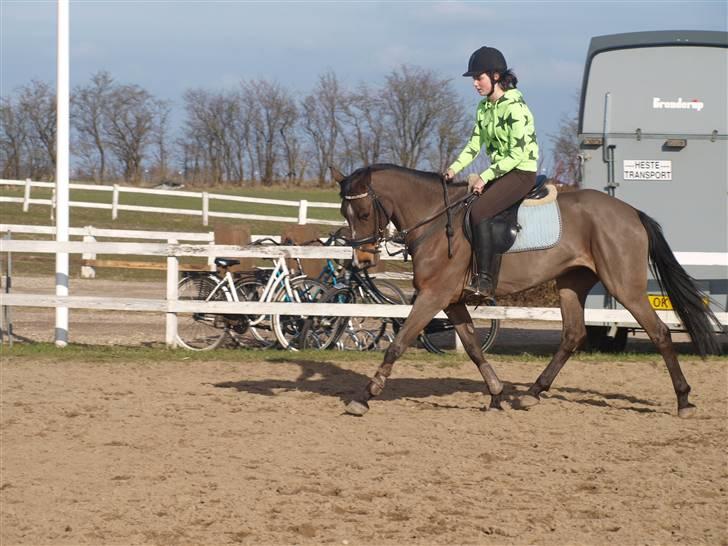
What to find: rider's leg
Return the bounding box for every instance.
[463,220,501,302]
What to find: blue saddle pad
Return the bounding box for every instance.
[507,198,562,253]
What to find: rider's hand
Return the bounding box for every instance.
[471,176,486,195]
[443,168,456,182]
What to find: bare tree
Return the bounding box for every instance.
[427,100,470,173]
[72,71,114,182]
[0,95,29,179]
[339,85,385,172]
[549,92,580,185]
[301,71,345,186]
[18,80,56,179]
[182,88,240,185]
[379,65,460,169]
[150,99,172,182]
[103,84,156,184]
[243,79,297,186]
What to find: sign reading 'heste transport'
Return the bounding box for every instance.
[623,160,672,181]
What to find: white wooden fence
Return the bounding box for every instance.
[0,178,345,227]
[2,237,726,348]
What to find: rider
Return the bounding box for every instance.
[444,46,539,304]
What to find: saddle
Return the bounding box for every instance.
[464,176,556,254]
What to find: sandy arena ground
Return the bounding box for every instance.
[1,278,727,545]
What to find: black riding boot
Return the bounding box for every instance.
[464,221,502,305]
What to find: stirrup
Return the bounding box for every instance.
[463,290,495,307]
[462,281,495,307]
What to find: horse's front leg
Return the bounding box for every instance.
[345,291,448,416]
[443,303,503,408]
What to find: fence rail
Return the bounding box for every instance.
[2,237,727,348]
[0,178,345,227]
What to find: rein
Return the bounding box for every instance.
[343,176,475,260]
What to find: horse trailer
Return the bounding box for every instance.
[577,30,727,350]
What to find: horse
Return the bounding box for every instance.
[332,163,723,418]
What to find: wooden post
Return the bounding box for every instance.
[298,199,308,225]
[50,187,55,221]
[207,231,215,270]
[280,224,324,276]
[81,226,96,279]
[202,192,209,226]
[112,184,119,220]
[166,238,178,347]
[213,224,252,271]
[22,178,31,212]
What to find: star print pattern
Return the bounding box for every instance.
[448,89,539,184]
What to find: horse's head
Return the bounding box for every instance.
[332,165,388,268]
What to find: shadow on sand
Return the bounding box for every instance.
[212,357,665,414]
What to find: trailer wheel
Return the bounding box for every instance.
[585,325,628,353]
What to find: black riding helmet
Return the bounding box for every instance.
[463,46,507,97]
[463,46,507,76]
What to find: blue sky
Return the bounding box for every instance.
[1,0,726,172]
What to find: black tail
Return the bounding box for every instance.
[638,210,723,358]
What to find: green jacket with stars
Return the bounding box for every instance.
[448,88,539,183]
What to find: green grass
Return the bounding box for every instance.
[3,342,722,364]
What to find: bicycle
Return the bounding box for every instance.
[305,234,500,353]
[235,238,343,351]
[176,258,253,351]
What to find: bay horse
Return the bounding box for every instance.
[332,164,723,418]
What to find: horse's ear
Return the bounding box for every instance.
[329,166,346,184]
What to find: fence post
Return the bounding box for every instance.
[112,184,119,220]
[298,199,308,225]
[165,238,179,347]
[22,178,31,212]
[81,226,96,279]
[207,231,215,270]
[202,192,209,226]
[50,187,56,221]
[1,231,13,347]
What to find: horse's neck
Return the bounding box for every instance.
[387,184,468,232]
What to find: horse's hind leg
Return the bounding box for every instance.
[520,268,597,408]
[344,291,454,416]
[444,303,504,409]
[614,294,694,417]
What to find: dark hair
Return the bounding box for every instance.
[488,68,518,90]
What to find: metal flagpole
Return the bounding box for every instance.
[55,0,70,347]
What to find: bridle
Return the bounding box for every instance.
[342,175,476,259]
[342,180,391,253]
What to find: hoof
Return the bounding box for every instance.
[488,395,506,412]
[517,394,540,410]
[345,400,370,416]
[678,404,697,419]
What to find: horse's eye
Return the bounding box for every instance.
[358,212,370,221]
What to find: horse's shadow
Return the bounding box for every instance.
[212,357,663,413]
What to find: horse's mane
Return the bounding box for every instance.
[339,163,460,198]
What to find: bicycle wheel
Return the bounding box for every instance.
[419,304,500,354]
[300,286,354,350]
[271,278,329,351]
[232,277,278,349]
[176,275,229,351]
[365,278,408,350]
